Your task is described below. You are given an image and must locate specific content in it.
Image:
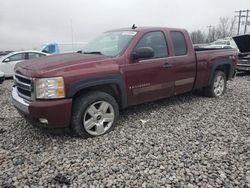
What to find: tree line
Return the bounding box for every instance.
[190,17,236,44]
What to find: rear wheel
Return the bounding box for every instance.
[72,91,119,138]
[204,70,227,97]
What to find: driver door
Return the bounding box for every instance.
[124,31,175,105]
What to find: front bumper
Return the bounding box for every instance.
[11,87,72,128]
[237,64,250,71]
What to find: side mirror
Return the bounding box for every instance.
[3,58,10,63]
[132,47,154,60]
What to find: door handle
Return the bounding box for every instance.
[162,63,173,69]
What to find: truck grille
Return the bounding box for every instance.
[239,59,250,65]
[13,74,34,101]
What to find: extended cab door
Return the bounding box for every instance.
[169,31,196,95]
[124,31,175,105]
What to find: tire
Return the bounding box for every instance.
[204,70,227,97]
[71,91,119,138]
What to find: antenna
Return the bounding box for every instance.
[70,19,74,51]
[132,24,137,29]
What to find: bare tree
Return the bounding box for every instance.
[229,17,237,36]
[216,17,237,39]
[190,30,206,44]
[191,16,237,44]
[206,26,217,43]
[217,17,230,38]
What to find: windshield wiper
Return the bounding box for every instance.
[83,51,103,55]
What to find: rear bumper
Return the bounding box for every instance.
[237,64,250,71]
[12,87,72,128]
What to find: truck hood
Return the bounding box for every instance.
[16,53,112,76]
[233,35,250,53]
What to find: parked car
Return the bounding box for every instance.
[0,50,48,77]
[210,37,239,50]
[41,42,87,54]
[0,71,4,84]
[205,44,233,49]
[12,26,238,138]
[233,34,250,72]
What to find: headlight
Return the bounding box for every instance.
[35,77,65,99]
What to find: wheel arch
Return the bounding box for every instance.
[208,59,233,85]
[69,75,128,109]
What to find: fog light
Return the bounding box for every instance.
[39,118,48,124]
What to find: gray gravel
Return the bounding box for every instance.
[0,74,249,188]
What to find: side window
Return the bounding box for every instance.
[8,53,25,62]
[28,53,44,59]
[42,46,49,53]
[48,45,56,53]
[170,31,187,56]
[42,45,55,54]
[135,31,168,58]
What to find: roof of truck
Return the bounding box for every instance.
[107,26,186,32]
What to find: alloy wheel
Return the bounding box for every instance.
[213,75,225,96]
[83,101,115,136]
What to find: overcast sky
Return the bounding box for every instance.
[0,0,249,50]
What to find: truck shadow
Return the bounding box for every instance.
[236,71,250,77]
[36,90,203,138]
[120,90,203,118]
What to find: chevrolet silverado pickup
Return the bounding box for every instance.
[12,26,238,138]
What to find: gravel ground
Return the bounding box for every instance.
[0,74,249,188]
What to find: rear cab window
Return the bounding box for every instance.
[170,31,187,56]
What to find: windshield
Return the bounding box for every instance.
[82,31,137,57]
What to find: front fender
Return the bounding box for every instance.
[68,75,127,108]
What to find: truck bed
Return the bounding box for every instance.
[194,47,232,51]
[194,48,238,89]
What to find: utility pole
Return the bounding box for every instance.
[235,10,242,35]
[70,19,74,51]
[235,9,250,35]
[207,25,212,42]
[244,9,249,34]
[207,25,212,35]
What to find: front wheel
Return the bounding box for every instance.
[71,91,119,138]
[204,70,227,97]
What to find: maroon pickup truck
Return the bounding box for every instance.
[12,27,238,138]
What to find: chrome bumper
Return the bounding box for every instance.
[11,87,30,114]
[237,64,250,71]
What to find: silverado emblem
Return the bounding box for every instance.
[129,83,151,90]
